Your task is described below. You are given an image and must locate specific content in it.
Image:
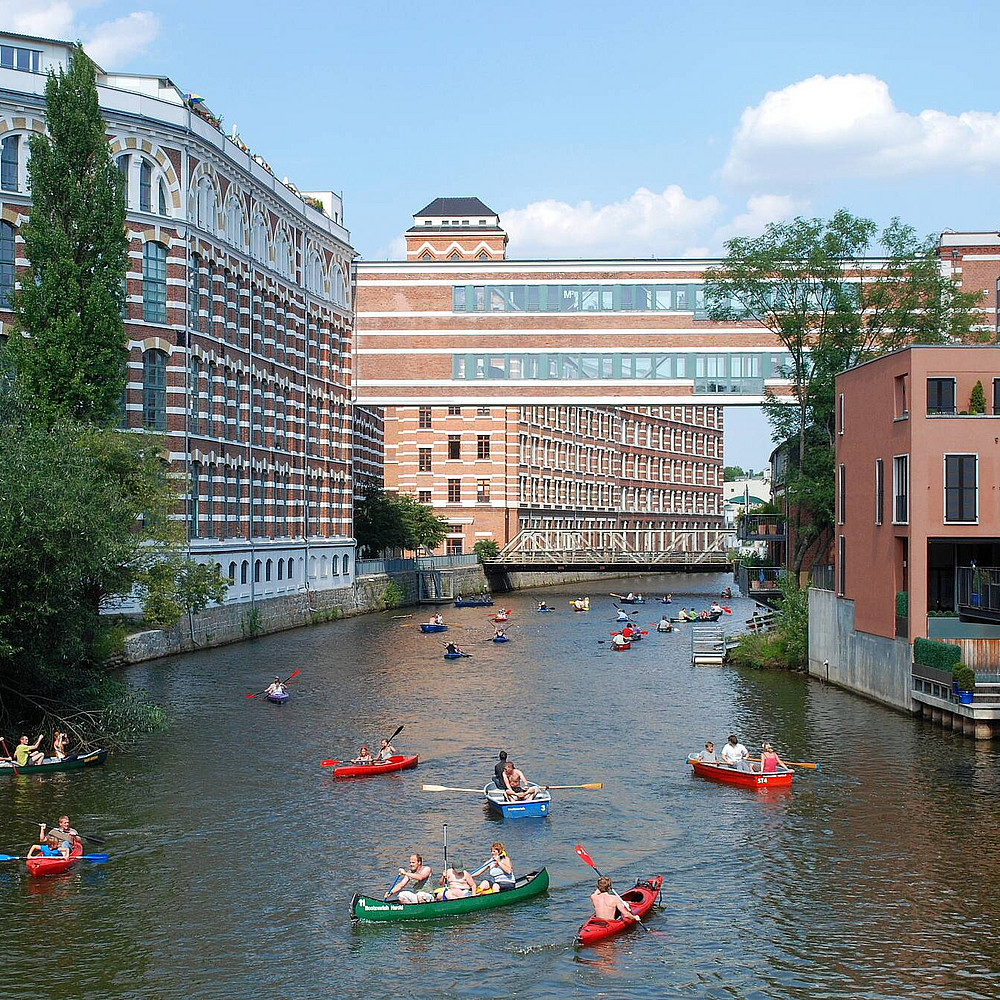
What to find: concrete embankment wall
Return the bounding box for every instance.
[121,564,488,665]
[808,588,915,713]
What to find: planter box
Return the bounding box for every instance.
[912,662,955,686]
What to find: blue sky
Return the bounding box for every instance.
[9,0,999,468]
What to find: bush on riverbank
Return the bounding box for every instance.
[729,576,809,671]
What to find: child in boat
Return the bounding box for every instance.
[28,827,69,859]
[430,613,444,626]
[590,877,638,924]
[352,745,374,765]
[493,627,506,639]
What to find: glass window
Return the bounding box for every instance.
[448,434,461,459]
[142,241,168,323]
[526,286,540,310]
[159,180,168,216]
[0,134,18,191]
[453,286,466,310]
[477,479,490,503]
[655,286,672,310]
[418,405,432,428]
[418,447,432,472]
[418,490,431,503]
[142,349,167,430]
[0,220,14,307]
[473,286,485,311]
[927,378,956,415]
[893,455,909,524]
[447,479,461,503]
[477,434,490,459]
[139,160,152,212]
[945,454,977,522]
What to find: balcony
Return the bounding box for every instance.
[736,563,786,604]
[957,566,1000,624]
[737,514,786,542]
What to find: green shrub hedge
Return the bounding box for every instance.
[953,663,976,692]
[913,637,962,671]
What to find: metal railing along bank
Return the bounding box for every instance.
[355,553,480,577]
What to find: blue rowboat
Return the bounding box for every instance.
[492,635,509,643]
[419,623,449,633]
[454,597,493,608]
[484,781,551,819]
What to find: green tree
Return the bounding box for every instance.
[706,211,977,571]
[396,493,449,552]
[723,465,747,481]
[969,379,986,415]
[9,44,128,426]
[353,488,449,556]
[473,539,499,562]
[141,556,228,644]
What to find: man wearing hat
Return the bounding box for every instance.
[721,733,750,771]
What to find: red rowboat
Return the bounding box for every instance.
[26,840,83,878]
[576,875,663,946]
[688,758,793,789]
[329,754,419,779]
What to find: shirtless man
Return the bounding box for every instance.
[590,877,639,924]
[502,761,538,801]
[439,860,477,899]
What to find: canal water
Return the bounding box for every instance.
[4,576,1000,999]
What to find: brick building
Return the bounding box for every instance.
[0,32,356,602]
[357,198,725,555]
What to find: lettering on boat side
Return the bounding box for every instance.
[358,902,396,913]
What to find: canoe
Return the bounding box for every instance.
[610,594,645,604]
[454,597,493,608]
[419,623,449,633]
[484,781,551,818]
[576,875,663,946]
[351,868,549,922]
[572,607,590,612]
[0,749,108,776]
[492,635,509,643]
[672,611,722,623]
[611,642,631,651]
[266,691,289,704]
[330,754,419,779]
[688,758,793,789]
[26,840,83,878]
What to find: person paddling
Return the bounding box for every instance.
[374,738,397,762]
[476,841,515,892]
[351,745,374,765]
[14,734,44,767]
[590,876,640,925]
[393,853,434,903]
[264,676,286,698]
[47,816,80,851]
[445,641,466,656]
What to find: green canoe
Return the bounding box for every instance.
[351,868,549,922]
[0,749,108,776]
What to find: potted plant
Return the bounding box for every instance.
[953,664,976,704]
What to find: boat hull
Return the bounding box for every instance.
[688,758,793,788]
[331,754,419,779]
[454,598,493,608]
[484,782,551,818]
[351,868,549,922]
[576,876,663,946]
[536,608,554,613]
[26,841,83,878]
[266,692,289,704]
[443,652,465,659]
[492,636,509,643]
[611,642,631,651]
[0,749,108,776]
[419,623,449,633]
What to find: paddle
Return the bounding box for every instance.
[0,737,17,776]
[321,724,405,767]
[575,844,654,934]
[544,782,603,790]
[0,852,108,863]
[374,725,405,762]
[391,614,414,620]
[384,870,407,900]
[245,669,300,700]
[443,823,448,871]
[422,784,484,794]
[33,824,106,847]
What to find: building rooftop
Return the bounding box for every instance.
[414,197,497,218]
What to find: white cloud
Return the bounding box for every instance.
[723,73,1000,184]
[496,187,805,258]
[502,186,724,258]
[85,11,158,66]
[0,1,159,67]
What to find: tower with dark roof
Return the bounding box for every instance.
[405,196,508,261]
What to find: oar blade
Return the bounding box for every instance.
[421,784,483,794]
[0,854,22,862]
[81,853,109,863]
[574,844,597,869]
[320,759,341,767]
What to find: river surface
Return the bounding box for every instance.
[4,576,1000,1000]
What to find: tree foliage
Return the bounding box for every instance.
[706,210,978,571]
[473,539,499,562]
[354,487,449,557]
[9,44,128,426]
[723,465,747,481]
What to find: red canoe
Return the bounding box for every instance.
[576,875,663,946]
[26,840,83,878]
[329,754,419,779]
[688,758,793,789]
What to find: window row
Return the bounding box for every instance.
[857,453,978,527]
[453,283,709,314]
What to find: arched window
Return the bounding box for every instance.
[332,266,346,306]
[254,559,261,583]
[305,249,324,295]
[320,555,328,578]
[277,559,283,581]
[274,227,291,278]
[0,220,14,308]
[195,175,218,232]
[139,159,152,212]
[228,561,237,584]
[265,558,272,582]
[342,553,349,576]
[250,213,268,262]
[142,241,168,323]
[241,560,249,585]
[1,133,21,192]
[142,349,167,431]
[287,558,294,581]
[158,178,167,216]
[224,193,246,249]
[309,555,317,579]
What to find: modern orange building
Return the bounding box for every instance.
[357,198,725,555]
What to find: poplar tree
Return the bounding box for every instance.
[10,43,128,425]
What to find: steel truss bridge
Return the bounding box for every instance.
[483,527,732,573]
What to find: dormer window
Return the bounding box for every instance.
[479,220,487,225]
[424,220,431,225]
[0,45,41,74]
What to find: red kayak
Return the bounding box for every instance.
[26,840,83,878]
[576,875,663,946]
[611,641,631,651]
[688,758,793,789]
[328,753,419,779]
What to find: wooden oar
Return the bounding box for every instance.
[543,782,603,790]
[747,757,819,770]
[245,668,300,700]
[391,614,413,620]
[422,783,484,794]
[0,852,108,862]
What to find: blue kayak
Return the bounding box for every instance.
[492,635,510,643]
[443,651,469,659]
[266,691,289,704]
[454,597,493,608]
[536,608,554,613]
[420,623,449,633]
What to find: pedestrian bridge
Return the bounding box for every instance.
[483,527,732,573]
